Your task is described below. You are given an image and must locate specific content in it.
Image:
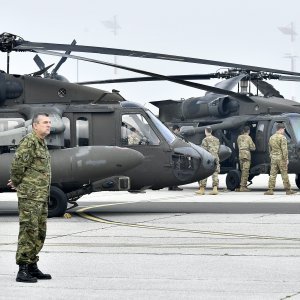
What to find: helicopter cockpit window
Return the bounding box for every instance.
[62,117,70,148]
[76,117,89,146]
[289,116,300,142]
[121,114,160,146]
[146,111,176,144]
[0,118,25,132]
[271,122,291,142]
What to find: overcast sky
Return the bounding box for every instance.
[1,0,300,110]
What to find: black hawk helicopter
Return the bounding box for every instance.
[71,40,300,191]
[0,33,231,217]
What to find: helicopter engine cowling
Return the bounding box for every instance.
[208,97,239,117]
[182,96,239,119]
[0,73,23,102]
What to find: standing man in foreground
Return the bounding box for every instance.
[8,113,52,283]
[196,126,220,195]
[237,126,256,192]
[264,123,296,195]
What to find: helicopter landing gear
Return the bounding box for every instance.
[295,174,300,189]
[226,170,241,191]
[48,186,68,218]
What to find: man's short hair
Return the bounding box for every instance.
[172,125,180,131]
[276,123,285,130]
[243,126,250,133]
[32,113,49,125]
[205,126,212,134]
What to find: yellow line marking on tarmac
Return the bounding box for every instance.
[75,203,300,242]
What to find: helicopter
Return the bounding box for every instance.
[62,41,300,192]
[0,33,232,217]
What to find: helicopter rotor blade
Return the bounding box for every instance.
[11,38,300,77]
[77,73,220,85]
[33,49,253,103]
[33,54,46,70]
[277,75,300,82]
[251,80,284,98]
[28,63,55,76]
[51,39,77,76]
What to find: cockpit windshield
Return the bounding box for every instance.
[121,113,160,146]
[289,116,300,142]
[146,111,176,144]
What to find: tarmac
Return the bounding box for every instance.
[1,174,300,300]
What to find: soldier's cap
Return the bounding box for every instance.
[276,123,285,130]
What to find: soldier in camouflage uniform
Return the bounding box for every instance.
[8,113,52,283]
[128,127,141,145]
[264,123,296,195]
[237,126,256,192]
[196,126,220,195]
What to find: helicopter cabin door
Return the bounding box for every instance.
[62,111,117,147]
[62,113,92,147]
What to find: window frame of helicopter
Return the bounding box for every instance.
[121,113,160,146]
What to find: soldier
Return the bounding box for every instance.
[196,126,220,195]
[8,113,52,283]
[237,126,256,192]
[172,124,180,136]
[264,123,296,195]
[128,127,141,145]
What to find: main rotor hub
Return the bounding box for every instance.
[0,32,24,52]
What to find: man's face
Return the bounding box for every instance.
[33,115,51,138]
[278,128,285,135]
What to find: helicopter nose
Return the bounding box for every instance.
[189,143,216,180]
[219,145,232,162]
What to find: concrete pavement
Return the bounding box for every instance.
[1,175,300,299]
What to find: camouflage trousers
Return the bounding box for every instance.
[199,162,220,188]
[239,159,251,188]
[16,197,48,265]
[268,159,291,190]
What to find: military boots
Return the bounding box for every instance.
[16,264,37,283]
[28,263,52,280]
[209,186,219,195]
[286,190,297,195]
[196,186,205,195]
[239,186,251,192]
[264,190,274,195]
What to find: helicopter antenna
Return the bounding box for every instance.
[6,52,10,74]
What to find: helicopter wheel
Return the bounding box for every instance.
[48,186,68,218]
[295,174,300,189]
[226,170,241,191]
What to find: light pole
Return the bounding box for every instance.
[102,15,121,74]
[278,22,298,99]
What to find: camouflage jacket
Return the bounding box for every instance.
[10,132,51,201]
[269,132,288,161]
[237,133,256,160]
[128,135,140,145]
[201,135,220,159]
